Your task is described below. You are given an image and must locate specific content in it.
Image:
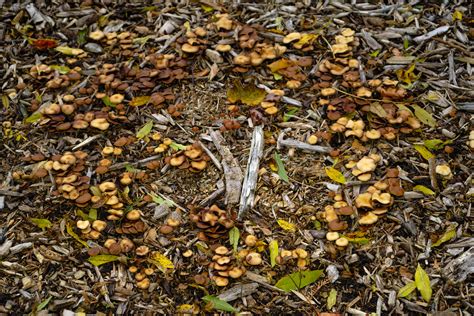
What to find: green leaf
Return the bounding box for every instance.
[169,142,187,151]
[344,236,370,245]
[148,251,174,272]
[274,152,289,183]
[88,209,97,221]
[283,107,298,122]
[137,120,153,139]
[415,265,432,302]
[87,254,119,267]
[50,65,71,74]
[369,50,380,57]
[202,295,237,312]
[55,46,85,56]
[397,281,416,298]
[66,222,89,248]
[201,4,215,12]
[275,270,324,292]
[149,193,174,207]
[413,185,436,196]
[327,289,337,309]
[30,218,52,230]
[124,163,136,173]
[129,96,151,107]
[269,239,279,267]
[432,225,457,247]
[411,104,436,128]
[102,96,115,108]
[133,36,151,46]
[325,167,346,184]
[413,144,435,161]
[277,219,296,232]
[25,112,43,124]
[229,227,240,252]
[77,28,88,46]
[37,296,52,311]
[273,73,283,80]
[423,139,451,151]
[403,38,410,50]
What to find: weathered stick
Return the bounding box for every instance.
[413,25,450,43]
[277,130,332,154]
[238,125,264,220]
[209,129,243,205]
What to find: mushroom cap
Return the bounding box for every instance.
[357,173,372,181]
[335,237,349,247]
[213,276,229,287]
[326,232,340,241]
[136,245,150,256]
[92,220,107,232]
[356,87,372,98]
[435,164,452,177]
[324,205,338,222]
[77,220,90,230]
[283,32,302,44]
[244,235,257,247]
[228,267,244,279]
[215,44,231,52]
[136,278,150,289]
[331,43,350,54]
[184,148,202,159]
[233,54,251,65]
[246,252,262,265]
[365,129,381,140]
[181,43,200,53]
[321,88,336,97]
[90,118,110,130]
[356,157,377,173]
[372,192,392,205]
[359,212,378,225]
[110,94,124,104]
[170,155,186,167]
[190,160,207,171]
[355,192,373,209]
[215,246,229,255]
[126,210,141,221]
[294,248,308,259]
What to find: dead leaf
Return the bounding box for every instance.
[227,82,266,106]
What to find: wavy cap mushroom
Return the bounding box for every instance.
[355,192,373,209]
[359,212,378,225]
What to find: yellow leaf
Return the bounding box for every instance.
[411,104,436,128]
[55,46,85,56]
[227,82,266,106]
[87,254,119,266]
[129,96,150,106]
[413,185,436,196]
[277,219,296,232]
[66,222,89,248]
[413,144,435,161]
[148,251,174,272]
[433,225,457,247]
[269,240,278,267]
[398,281,417,298]
[294,33,318,49]
[415,265,432,302]
[137,120,153,139]
[452,10,462,21]
[268,59,294,73]
[395,63,419,85]
[325,167,346,184]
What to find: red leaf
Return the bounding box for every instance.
[31,39,58,50]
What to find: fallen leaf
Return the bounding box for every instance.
[277,219,296,232]
[148,251,174,272]
[129,96,151,107]
[66,222,89,248]
[294,33,318,48]
[269,239,279,267]
[432,225,457,247]
[25,112,43,124]
[268,59,294,73]
[423,139,451,151]
[413,185,436,196]
[37,296,52,311]
[229,226,240,252]
[169,142,187,151]
[55,46,85,56]
[325,167,346,184]
[396,64,419,85]
[397,281,417,298]
[30,218,53,230]
[227,82,266,106]
[415,265,432,302]
[202,295,236,312]
[31,38,58,50]
[411,104,436,128]
[327,289,337,309]
[413,144,435,160]
[369,102,388,118]
[50,65,71,74]
[274,152,289,183]
[452,10,463,21]
[87,254,119,266]
[275,270,324,292]
[137,120,153,139]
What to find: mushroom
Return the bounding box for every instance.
[294,248,308,259]
[324,205,338,222]
[283,32,302,44]
[321,88,336,97]
[119,238,134,253]
[215,14,233,30]
[43,103,61,115]
[233,54,251,65]
[326,232,339,241]
[109,94,124,104]
[328,219,348,231]
[213,276,229,287]
[216,44,231,52]
[126,209,141,221]
[348,59,359,68]
[245,235,257,247]
[191,160,207,171]
[62,175,78,184]
[92,220,107,232]
[77,220,90,230]
[61,104,75,115]
[215,246,229,255]
[169,155,185,166]
[181,43,200,53]
[307,135,318,145]
[286,80,301,89]
[228,267,244,279]
[357,173,372,181]
[136,278,150,290]
[264,107,278,115]
[356,157,377,173]
[246,252,262,266]
[335,237,349,247]
[102,146,114,155]
[435,164,452,178]
[136,245,150,256]
[184,147,202,159]
[372,192,392,205]
[91,118,110,130]
[359,212,378,225]
[88,230,101,239]
[60,154,77,165]
[99,181,116,192]
[331,43,350,55]
[159,225,174,234]
[105,195,119,205]
[365,129,381,140]
[355,192,373,209]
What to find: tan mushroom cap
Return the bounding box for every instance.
[233,54,251,65]
[215,44,231,52]
[99,181,116,192]
[331,43,350,54]
[372,192,392,205]
[356,156,377,173]
[126,209,141,221]
[136,245,150,256]
[170,155,186,166]
[109,94,124,104]
[326,231,340,241]
[245,235,257,247]
[341,28,355,37]
[77,220,90,230]
[92,220,107,232]
[213,276,229,287]
[184,148,202,159]
[335,237,349,247]
[136,278,150,289]
[355,192,373,209]
[246,252,262,265]
[324,205,338,222]
[181,43,200,53]
[191,160,207,170]
[359,212,378,225]
[357,173,372,181]
[215,246,229,255]
[365,129,381,140]
[321,87,336,97]
[435,164,452,177]
[283,32,302,44]
[91,118,110,130]
[356,87,372,98]
[228,267,244,279]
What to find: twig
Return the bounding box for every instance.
[209,129,243,205]
[198,141,222,171]
[238,125,264,220]
[94,266,113,308]
[199,179,225,206]
[277,129,332,154]
[109,155,161,171]
[413,25,450,43]
[428,158,439,192]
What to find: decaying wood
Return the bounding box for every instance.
[218,282,260,302]
[209,129,243,205]
[442,246,474,283]
[238,125,264,220]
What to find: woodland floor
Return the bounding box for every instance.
[0,1,473,315]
